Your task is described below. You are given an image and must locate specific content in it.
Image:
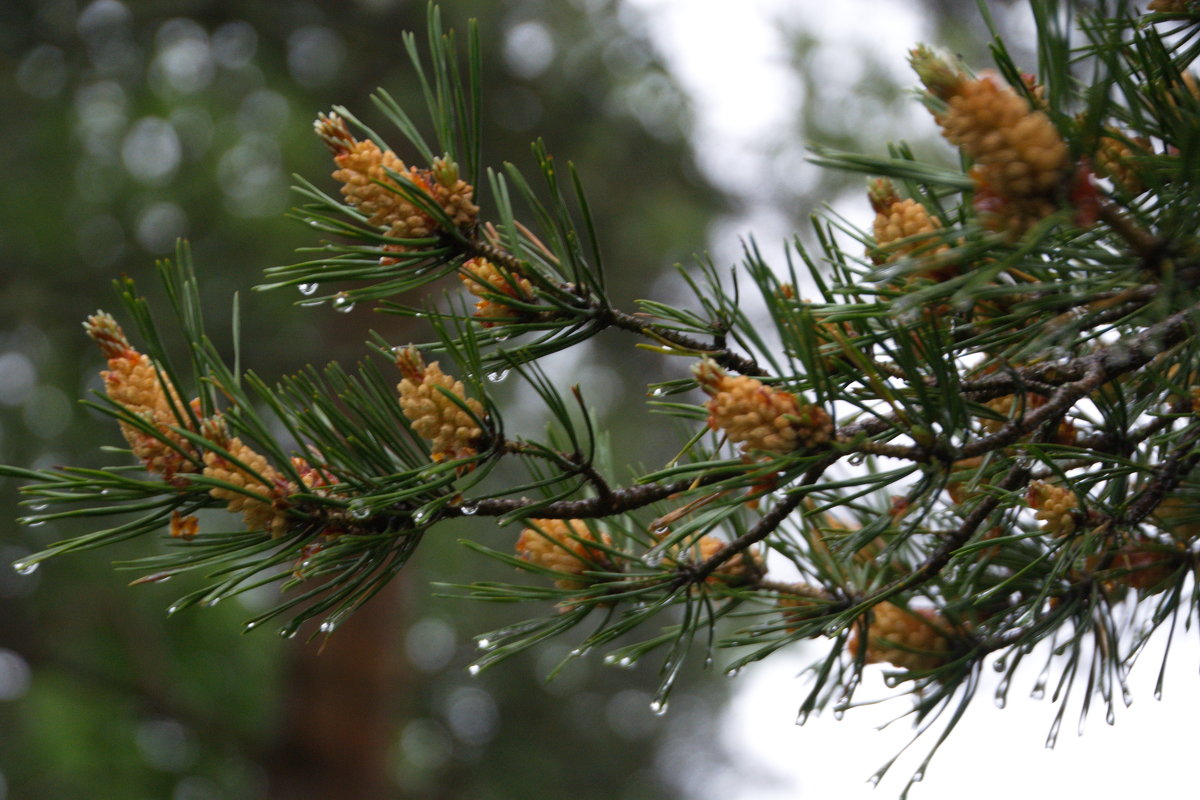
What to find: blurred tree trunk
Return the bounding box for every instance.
[263,580,407,800]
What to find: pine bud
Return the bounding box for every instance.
[460,257,536,326]
[692,359,832,455]
[1027,480,1079,537]
[1094,132,1149,195]
[201,417,294,538]
[84,311,199,480]
[316,113,479,241]
[909,45,964,101]
[910,50,1070,235]
[515,518,612,590]
[313,111,355,155]
[849,602,956,672]
[868,178,953,278]
[430,156,480,230]
[395,346,486,465]
[331,138,437,239]
[939,74,1069,197]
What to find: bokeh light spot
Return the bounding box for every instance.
[0,650,32,702]
[135,202,188,253]
[287,26,345,88]
[212,20,257,68]
[504,21,556,79]
[0,354,36,407]
[122,117,182,185]
[16,45,68,98]
[405,617,457,673]
[22,385,73,439]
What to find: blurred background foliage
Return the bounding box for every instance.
[0,1,1019,798]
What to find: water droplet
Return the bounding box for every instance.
[569,647,589,658]
[652,525,669,535]
[201,597,221,608]
[1030,685,1045,701]
[868,775,882,788]
[1121,687,1133,706]
[617,656,634,669]
[167,602,183,615]
[333,293,355,313]
[299,298,325,307]
[832,707,845,721]
[319,620,336,634]
[884,674,899,688]
[912,770,925,783]
[12,559,38,576]
[18,518,45,528]
[459,503,477,516]
[725,667,741,678]
[994,676,1011,708]
[993,658,1006,673]
[413,508,433,526]
[1154,687,1163,701]
[349,503,370,520]
[468,664,481,676]
[847,454,865,467]
[279,627,298,639]
[244,620,260,631]
[1045,716,1062,748]
[1106,707,1115,725]
[29,502,49,512]
[795,709,810,725]
[492,331,512,342]
[648,387,666,397]
[477,638,491,650]
[298,283,318,296]
[486,369,510,383]
[649,700,668,716]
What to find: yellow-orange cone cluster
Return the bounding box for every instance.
[692,359,832,455]
[291,453,340,491]
[170,510,199,541]
[1027,480,1079,537]
[1094,131,1149,195]
[395,346,486,465]
[201,417,294,538]
[1153,494,1200,544]
[776,583,828,632]
[911,47,1070,235]
[850,602,956,672]
[670,535,763,585]
[515,518,612,589]
[315,111,478,242]
[459,256,536,327]
[868,178,952,279]
[1104,537,1178,593]
[85,312,199,480]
